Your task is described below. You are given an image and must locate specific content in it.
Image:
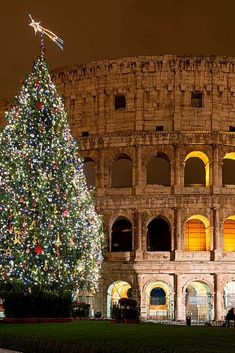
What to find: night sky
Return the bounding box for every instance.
[1,0,235,98]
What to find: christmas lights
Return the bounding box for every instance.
[0,56,104,293]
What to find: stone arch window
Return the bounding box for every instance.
[111,155,132,188]
[83,157,96,188]
[185,281,211,322]
[184,151,209,187]
[222,152,235,186]
[107,280,131,318]
[147,153,170,186]
[145,281,173,320]
[111,217,133,252]
[147,217,171,251]
[223,216,235,251]
[150,287,166,305]
[184,215,210,251]
[224,281,235,311]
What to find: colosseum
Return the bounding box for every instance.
[1,54,235,323]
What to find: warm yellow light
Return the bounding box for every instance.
[224,218,235,251]
[185,215,210,251]
[184,151,210,186]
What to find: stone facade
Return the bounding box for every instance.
[1,55,235,322]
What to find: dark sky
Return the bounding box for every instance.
[1,0,235,98]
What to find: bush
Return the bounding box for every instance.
[0,282,72,318]
[72,302,90,317]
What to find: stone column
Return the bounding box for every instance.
[135,210,143,259]
[173,143,181,188]
[213,144,219,187]
[174,274,185,321]
[214,274,224,321]
[97,147,105,196]
[213,208,221,251]
[175,208,182,251]
[135,145,142,195]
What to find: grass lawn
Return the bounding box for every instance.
[0,321,234,353]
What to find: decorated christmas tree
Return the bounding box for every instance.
[0,55,104,300]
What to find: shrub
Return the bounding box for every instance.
[0,282,72,318]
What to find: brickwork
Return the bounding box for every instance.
[1,55,235,322]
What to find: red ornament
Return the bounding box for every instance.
[35,79,39,86]
[35,242,42,254]
[19,195,24,203]
[63,209,69,217]
[38,101,43,110]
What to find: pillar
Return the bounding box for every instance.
[214,274,224,321]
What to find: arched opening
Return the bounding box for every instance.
[147,217,171,251]
[83,158,96,188]
[184,151,209,187]
[147,154,170,186]
[186,281,212,322]
[223,216,235,251]
[111,217,133,252]
[222,153,235,186]
[224,281,235,314]
[107,280,131,318]
[150,287,166,305]
[184,215,210,251]
[146,281,173,320]
[111,155,132,188]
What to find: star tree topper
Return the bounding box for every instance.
[29,14,64,52]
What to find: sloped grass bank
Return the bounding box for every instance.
[0,320,234,353]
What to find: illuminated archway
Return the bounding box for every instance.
[223,216,235,252]
[184,215,210,251]
[186,281,212,322]
[222,153,235,186]
[145,281,173,320]
[147,153,170,186]
[184,151,209,187]
[111,155,132,187]
[107,281,131,318]
[224,281,235,312]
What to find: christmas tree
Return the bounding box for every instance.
[0,55,104,296]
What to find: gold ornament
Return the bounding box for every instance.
[29,221,36,230]
[13,234,21,245]
[43,260,49,271]
[55,233,62,247]
[4,247,12,256]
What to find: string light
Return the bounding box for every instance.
[0,56,104,292]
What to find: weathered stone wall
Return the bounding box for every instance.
[51,55,235,137]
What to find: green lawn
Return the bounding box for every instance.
[0,320,234,353]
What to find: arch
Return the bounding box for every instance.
[147,216,171,251]
[224,281,235,312]
[145,280,173,320]
[184,151,209,187]
[184,215,210,251]
[111,155,132,188]
[185,280,212,322]
[222,153,235,186]
[223,216,235,252]
[111,217,133,252]
[83,157,96,188]
[107,280,131,318]
[147,153,170,186]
